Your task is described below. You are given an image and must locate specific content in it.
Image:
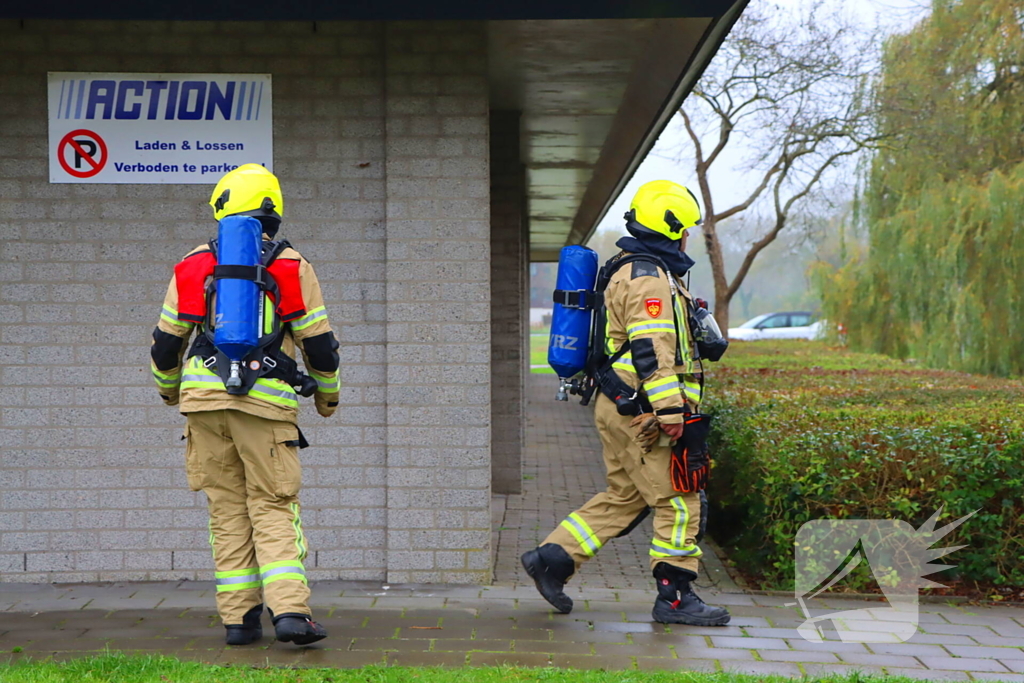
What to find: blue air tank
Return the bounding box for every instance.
[213,215,262,362]
[548,245,599,378]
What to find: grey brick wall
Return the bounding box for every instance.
[0,18,492,584]
[489,111,526,495]
[383,22,492,584]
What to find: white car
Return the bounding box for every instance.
[728,311,823,341]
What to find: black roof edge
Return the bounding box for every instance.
[2,0,740,21]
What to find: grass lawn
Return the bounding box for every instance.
[530,329,554,374]
[0,653,926,683]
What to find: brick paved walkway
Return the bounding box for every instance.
[1,373,1023,678]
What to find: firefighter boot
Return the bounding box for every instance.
[521,543,575,614]
[651,563,730,626]
[224,603,264,645]
[272,612,328,646]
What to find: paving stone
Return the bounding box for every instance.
[637,656,718,672]
[711,635,790,650]
[513,640,593,654]
[433,639,512,652]
[840,652,924,668]
[718,660,803,675]
[920,656,1012,672]
[19,637,110,651]
[301,649,385,668]
[886,667,971,681]
[758,649,839,663]
[468,652,555,667]
[977,637,1024,648]
[1000,659,1024,674]
[946,645,1024,659]
[550,654,635,669]
[921,622,1000,637]
[591,621,658,633]
[596,643,674,658]
[677,647,756,661]
[908,633,976,646]
[742,627,799,639]
[348,638,432,652]
[868,642,951,657]
[385,652,468,666]
[787,638,870,653]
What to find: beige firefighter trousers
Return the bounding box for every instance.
[543,394,703,575]
[184,409,311,625]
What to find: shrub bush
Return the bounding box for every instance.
[704,340,1024,593]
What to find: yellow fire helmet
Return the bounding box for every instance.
[627,179,702,240]
[209,163,284,222]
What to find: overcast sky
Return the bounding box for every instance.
[591,0,932,236]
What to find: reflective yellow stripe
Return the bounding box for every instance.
[291,306,327,331]
[290,502,307,562]
[611,353,635,373]
[180,358,298,408]
[644,376,681,403]
[215,567,261,592]
[260,560,307,586]
[152,365,180,380]
[263,295,275,335]
[626,320,676,339]
[252,379,298,408]
[650,499,702,558]
[683,377,702,404]
[152,366,181,388]
[160,305,194,329]
[310,370,339,392]
[560,513,602,557]
[215,568,260,579]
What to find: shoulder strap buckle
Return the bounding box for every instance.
[553,289,603,311]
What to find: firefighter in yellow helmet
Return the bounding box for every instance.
[151,164,340,645]
[522,180,730,626]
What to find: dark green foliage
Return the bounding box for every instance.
[705,341,1024,592]
[817,0,1024,376]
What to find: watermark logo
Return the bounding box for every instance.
[791,508,975,644]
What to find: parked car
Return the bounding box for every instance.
[728,311,822,341]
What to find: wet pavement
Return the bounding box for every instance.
[2,375,1023,678]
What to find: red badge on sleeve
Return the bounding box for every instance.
[645,298,662,318]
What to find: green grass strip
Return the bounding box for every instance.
[0,652,945,683]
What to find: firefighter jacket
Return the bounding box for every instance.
[604,255,701,424]
[150,241,340,424]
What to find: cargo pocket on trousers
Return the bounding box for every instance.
[183,425,203,492]
[271,424,302,498]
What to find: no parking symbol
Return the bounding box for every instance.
[57,129,108,178]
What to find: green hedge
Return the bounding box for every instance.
[704,341,1024,592]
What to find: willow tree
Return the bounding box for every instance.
[680,0,881,332]
[819,0,1024,375]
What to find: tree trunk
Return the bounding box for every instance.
[694,170,732,334]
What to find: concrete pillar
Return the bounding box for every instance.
[489,111,527,495]
[383,21,492,584]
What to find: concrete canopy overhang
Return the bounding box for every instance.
[488,5,747,262]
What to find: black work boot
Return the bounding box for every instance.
[272,612,328,646]
[651,563,730,626]
[224,603,264,645]
[521,543,575,614]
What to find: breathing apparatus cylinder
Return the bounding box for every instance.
[548,246,599,390]
[213,215,263,387]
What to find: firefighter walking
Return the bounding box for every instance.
[522,180,731,626]
[151,165,341,645]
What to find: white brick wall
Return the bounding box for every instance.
[383,21,491,584]
[1,18,494,584]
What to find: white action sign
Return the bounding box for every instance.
[47,72,273,184]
